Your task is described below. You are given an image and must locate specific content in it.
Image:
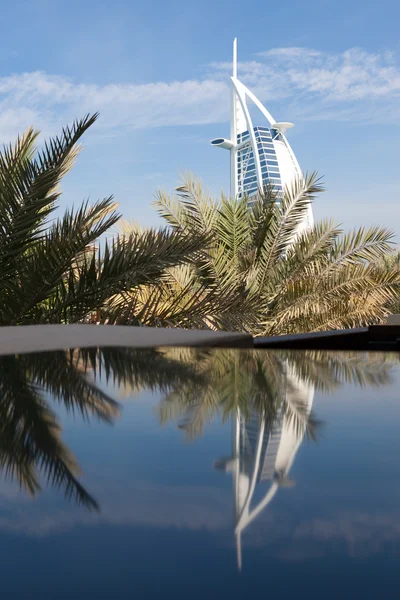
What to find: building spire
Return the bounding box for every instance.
[233,37,237,78]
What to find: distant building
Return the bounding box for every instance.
[211,38,313,231]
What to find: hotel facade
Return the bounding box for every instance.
[211,39,313,229]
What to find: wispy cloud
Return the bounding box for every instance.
[0,72,229,140]
[0,46,399,141]
[0,479,231,536]
[259,47,323,60]
[215,47,400,122]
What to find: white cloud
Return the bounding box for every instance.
[284,47,400,101]
[0,46,399,141]
[214,47,400,123]
[258,47,323,61]
[0,72,229,140]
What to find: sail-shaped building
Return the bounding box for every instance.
[211,39,313,230]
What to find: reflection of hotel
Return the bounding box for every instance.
[211,39,313,233]
[214,368,314,569]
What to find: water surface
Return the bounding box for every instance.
[1,347,399,599]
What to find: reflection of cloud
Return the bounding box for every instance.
[4,473,400,564]
[237,507,400,561]
[291,513,400,557]
[0,481,231,537]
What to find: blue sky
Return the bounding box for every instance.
[1,0,400,235]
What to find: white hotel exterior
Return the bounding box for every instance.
[211,38,313,229]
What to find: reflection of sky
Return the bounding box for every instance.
[2,362,400,598]
[63,390,233,488]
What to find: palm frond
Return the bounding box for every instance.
[154,189,188,230]
[152,171,399,335]
[253,173,324,290]
[0,197,120,325]
[328,226,395,267]
[175,173,219,234]
[215,195,249,268]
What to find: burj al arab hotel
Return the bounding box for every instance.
[211,39,313,229]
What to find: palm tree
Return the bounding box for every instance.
[108,220,248,329]
[0,116,206,325]
[147,173,400,334]
[380,248,400,315]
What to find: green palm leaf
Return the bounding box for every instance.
[152,172,399,335]
[0,117,216,326]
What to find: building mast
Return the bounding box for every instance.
[230,38,238,198]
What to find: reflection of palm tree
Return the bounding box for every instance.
[159,349,396,440]
[159,349,321,441]
[5,346,396,516]
[283,350,397,392]
[98,346,204,398]
[0,351,119,510]
[0,347,201,509]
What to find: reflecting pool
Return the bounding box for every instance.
[1,348,399,598]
